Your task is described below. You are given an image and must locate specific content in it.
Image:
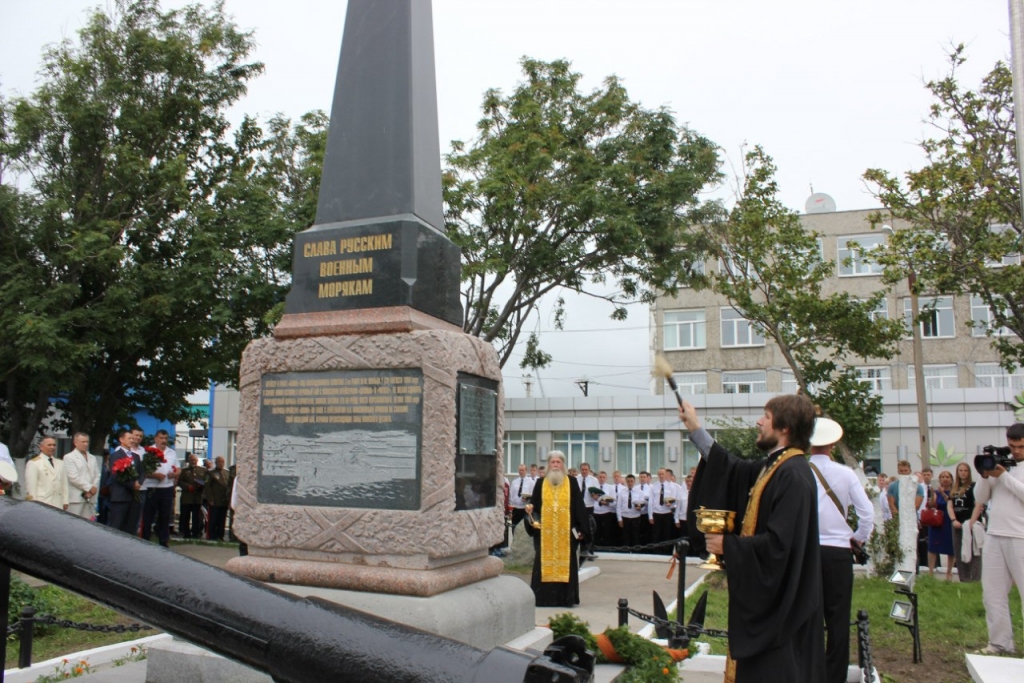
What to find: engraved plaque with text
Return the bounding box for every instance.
[458,383,497,455]
[454,374,498,511]
[257,369,422,510]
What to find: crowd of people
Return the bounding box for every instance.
[0,428,234,545]
[502,460,692,560]
[3,406,1023,676]
[882,458,985,582]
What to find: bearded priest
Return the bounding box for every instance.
[524,450,589,607]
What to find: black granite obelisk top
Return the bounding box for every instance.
[316,0,443,230]
[284,0,463,326]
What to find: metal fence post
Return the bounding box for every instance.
[673,540,688,648]
[17,606,35,669]
[617,598,629,628]
[856,609,873,682]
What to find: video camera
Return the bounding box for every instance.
[974,445,1017,475]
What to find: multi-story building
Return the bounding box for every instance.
[650,199,1021,473]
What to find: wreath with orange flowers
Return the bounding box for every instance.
[549,613,687,683]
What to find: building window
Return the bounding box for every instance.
[681,437,702,478]
[227,430,238,467]
[857,367,892,391]
[781,370,798,394]
[721,308,765,347]
[722,370,767,394]
[984,224,1021,267]
[504,432,537,474]
[673,372,707,395]
[904,296,955,339]
[664,310,706,350]
[974,363,1024,390]
[720,251,759,281]
[615,432,665,477]
[860,297,889,321]
[971,295,1012,337]
[860,437,882,467]
[838,234,885,276]
[552,432,600,471]
[908,364,959,390]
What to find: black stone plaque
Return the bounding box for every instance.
[454,373,498,511]
[284,219,462,326]
[257,369,423,510]
[458,383,497,456]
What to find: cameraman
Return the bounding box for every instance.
[969,423,1024,656]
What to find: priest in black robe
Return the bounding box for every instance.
[681,395,825,683]
[524,450,588,607]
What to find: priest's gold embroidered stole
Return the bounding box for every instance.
[540,479,571,582]
[725,446,805,683]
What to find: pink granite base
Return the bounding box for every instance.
[274,306,463,338]
[225,554,504,597]
[230,325,506,597]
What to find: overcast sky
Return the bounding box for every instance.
[0,1,1011,398]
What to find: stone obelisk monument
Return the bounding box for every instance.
[226,0,534,648]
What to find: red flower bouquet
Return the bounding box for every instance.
[111,456,141,502]
[142,446,166,477]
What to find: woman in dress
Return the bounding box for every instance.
[946,462,982,582]
[927,469,956,581]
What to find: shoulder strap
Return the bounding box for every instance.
[808,461,844,516]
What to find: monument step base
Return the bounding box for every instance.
[225,553,504,597]
[145,575,537,683]
[269,574,535,650]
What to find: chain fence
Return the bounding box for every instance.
[6,606,153,669]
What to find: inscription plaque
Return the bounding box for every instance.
[458,383,497,455]
[258,369,423,510]
[454,374,498,511]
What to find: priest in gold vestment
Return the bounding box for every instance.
[524,450,589,607]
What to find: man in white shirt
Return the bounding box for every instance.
[616,474,647,549]
[141,429,180,547]
[63,432,100,519]
[576,462,600,559]
[24,436,69,510]
[663,467,689,531]
[648,468,681,554]
[592,470,618,547]
[970,422,1024,655]
[508,463,535,535]
[808,418,874,683]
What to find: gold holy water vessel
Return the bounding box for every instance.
[695,507,736,571]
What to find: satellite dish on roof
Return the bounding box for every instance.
[805,192,837,214]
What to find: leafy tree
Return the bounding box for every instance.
[707,417,760,460]
[443,58,720,369]
[687,147,906,463]
[0,0,317,454]
[864,47,1024,370]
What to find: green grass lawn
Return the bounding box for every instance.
[680,572,1023,683]
[5,580,154,670]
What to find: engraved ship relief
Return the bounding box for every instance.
[261,430,417,495]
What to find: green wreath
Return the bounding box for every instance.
[549,613,685,683]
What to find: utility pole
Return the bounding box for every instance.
[574,380,589,397]
[1010,1,1024,223]
[908,272,931,472]
[522,374,533,399]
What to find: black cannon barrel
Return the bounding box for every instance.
[0,497,592,683]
